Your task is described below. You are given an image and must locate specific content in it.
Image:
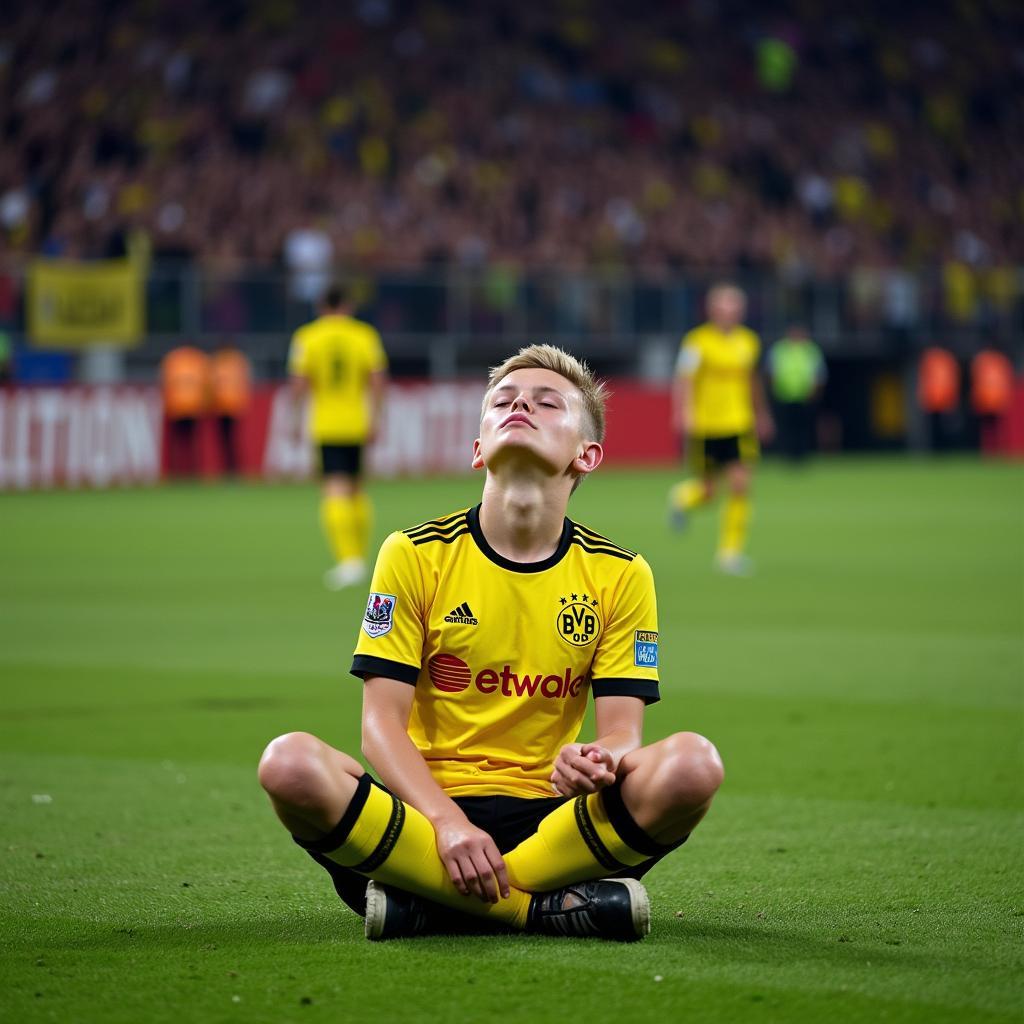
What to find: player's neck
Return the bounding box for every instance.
[478,474,570,564]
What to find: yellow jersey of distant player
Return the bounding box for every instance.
[677,322,761,437]
[288,314,387,444]
[351,506,661,799]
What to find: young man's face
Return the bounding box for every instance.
[473,367,597,481]
[708,288,745,329]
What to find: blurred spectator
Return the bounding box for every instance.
[917,346,961,452]
[284,216,334,304]
[210,343,252,476]
[161,344,210,478]
[767,325,827,462]
[0,0,1018,275]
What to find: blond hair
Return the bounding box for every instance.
[707,282,747,307]
[485,344,609,442]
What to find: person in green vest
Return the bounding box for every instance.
[0,329,12,386]
[767,326,827,462]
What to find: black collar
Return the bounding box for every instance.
[467,504,573,573]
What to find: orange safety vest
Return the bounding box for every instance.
[970,350,1014,416]
[161,346,210,419]
[918,347,960,414]
[210,348,252,417]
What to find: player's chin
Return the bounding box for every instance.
[489,436,565,472]
[492,431,541,451]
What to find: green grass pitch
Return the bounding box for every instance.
[1,458,1021,1023]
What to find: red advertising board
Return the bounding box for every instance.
[0,386,162,489]
[3,377,1019,490]
[0,379,679,490]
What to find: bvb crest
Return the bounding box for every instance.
[556,592,602,647]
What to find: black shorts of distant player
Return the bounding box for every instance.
[687,432,759,476]
[319,444,363,478]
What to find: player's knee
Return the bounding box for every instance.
[658,732,724,809]
[258,732,328,805]
[728,469,750,496]
[323,475,355,499]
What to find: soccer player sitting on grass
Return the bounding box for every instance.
[259,345,724,941]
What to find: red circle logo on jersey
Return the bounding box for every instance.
[428,654,472,693]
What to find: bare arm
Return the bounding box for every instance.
[287,374,309,440]
[361,675,509,902]
[367,369,387,443]
[288,373,309,401]
[753,373,775,442]
[550,696,644,796]
[362,675,463,825]
[672,371,693,437]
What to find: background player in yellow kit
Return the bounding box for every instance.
[669,283,774,576]
[259,345,724,941]
[288,284,388,589]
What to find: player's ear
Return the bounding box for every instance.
[572,441,603,477]
[471,437,485,471]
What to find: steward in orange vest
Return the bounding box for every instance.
[211,346,252,475]
[161,345,211,477]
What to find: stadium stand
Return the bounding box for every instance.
[0,0,1020,273]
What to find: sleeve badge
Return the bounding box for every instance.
[362,592,397,638]
[634,630,658,668]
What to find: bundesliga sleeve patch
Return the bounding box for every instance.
[362,592,397,638]
[634,630,659,668]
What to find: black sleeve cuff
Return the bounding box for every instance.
[350,655,420,685]
[591,678,660,705]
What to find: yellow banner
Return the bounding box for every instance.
[28,259,144,347]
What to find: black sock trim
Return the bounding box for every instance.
[600,783,674,857]
[351,794,405,873]
[574,796,627,872]
[291,773,373,853]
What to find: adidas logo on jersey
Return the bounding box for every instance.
[444,602,479,626]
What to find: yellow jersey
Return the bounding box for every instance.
[677,322,761,437]
[288,314,388,443]
[351,505,661,799]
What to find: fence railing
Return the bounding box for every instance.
[2,261,1021,379]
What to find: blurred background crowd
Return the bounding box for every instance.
[2,0,1021,273]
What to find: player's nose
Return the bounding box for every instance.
[511,392,532,412]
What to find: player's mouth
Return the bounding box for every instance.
[499,413,534,429]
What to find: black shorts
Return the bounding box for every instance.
[688,432,759,475]
[301,779,684,917]
[319,444,362,477]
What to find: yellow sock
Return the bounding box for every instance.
[719,493,751,556]
[504,787,664,892]
[314,776,531,928]
[320,495,359,562]
[670,478,709,513]
[351,492,373,560]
